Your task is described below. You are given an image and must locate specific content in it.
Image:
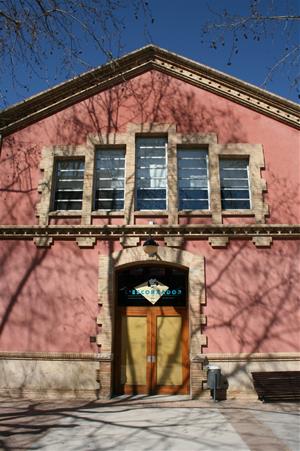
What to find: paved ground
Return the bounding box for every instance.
[0,396,299,450]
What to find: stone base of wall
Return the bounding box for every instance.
[202,352,300,398]
[0,389,98,400]
[1,352,299,400]
[0,352,100,400]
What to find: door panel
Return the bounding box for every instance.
[156,316,182,386]
[115,306,189,395]
[121,316,147,385]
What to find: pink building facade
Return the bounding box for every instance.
[0,46,299,399]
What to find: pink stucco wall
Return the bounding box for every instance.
[0,239,299,354]
[0,69,299,355]
[0,70,299,225]
[0,241,99,352]
[186,240,300,354]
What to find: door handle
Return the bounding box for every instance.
[147,355,156,363]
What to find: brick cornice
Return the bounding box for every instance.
[0,45,299,136]
[0,224,299,240]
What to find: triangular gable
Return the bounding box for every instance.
[0,45,299,136]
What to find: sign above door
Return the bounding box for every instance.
[117,265,187,307]
[133,279,169,304]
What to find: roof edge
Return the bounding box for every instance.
[0,45,299,135]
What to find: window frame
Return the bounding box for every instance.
[219,156,252,211]
[51,157,85,212]
[177,146,210,212]
[93,146,126,212]
[208,142,267,223]
[135,135,168,212]
[37,126,267,226]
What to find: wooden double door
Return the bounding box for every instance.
[114,306,189,395]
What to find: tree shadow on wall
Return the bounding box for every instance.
[0,70,299,401]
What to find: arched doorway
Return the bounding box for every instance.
[97,246,206,399]
[114,263,189,395]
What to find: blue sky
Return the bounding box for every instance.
[2,0,299,107]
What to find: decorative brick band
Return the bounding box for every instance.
[202,352,300,362]
[2,224,298,239]
[0,351,101,361]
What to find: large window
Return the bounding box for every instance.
[40,129,265,226]
[220,158,251,210]
[136,137,167,210]
[94,149,125,210]
[178,148,209,210]
[53,159,85,210]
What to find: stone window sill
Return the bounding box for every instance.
[222,210,255,216]
[48,211,82,217]
[92,211,124,217]
[179,210,212,216]
[134,211,168,216]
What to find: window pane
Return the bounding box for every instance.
[55,201,83,210]
[220,158,251,210]
[136,137,167,210]
[178,148,209,210]
[96,157,124,170]
[220,159,248,169]
[222,199,251,209]
[137,199,166,210]
[221,189,250,200]
[55,190,83,200]
[179,177,208,188]
[94,149,125,210]
[137,137,166,148]
[56,180,83,190]
[137,167,166,179]
[179,189,209,200]
[96,200,124,210]
[138,178,166,188]
[96,189,124,200]
[57,160,84,171]
[138,148,166,157]
[178,168,207,177]
[221,178,249,188]
[139,157,166,166]
[53,159,85,211]
[96,168,125,178]
[137,189,166,200]
[98,179,124,189]
[220,169,248,179]
[181,200,209,209]
[178,158,207,169]
[179,149,208,159]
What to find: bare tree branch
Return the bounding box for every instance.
[201,0,300,96]
[0,0,153,108]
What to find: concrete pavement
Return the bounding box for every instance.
[0,396,299,450]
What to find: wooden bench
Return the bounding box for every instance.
[251,371,300,402]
